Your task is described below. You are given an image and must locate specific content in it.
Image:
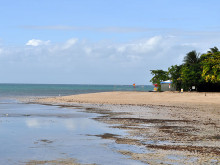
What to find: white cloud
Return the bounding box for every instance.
[115,36,163,54]
[62,38,78,49]
[181,43,198,46]
[26,39,50,46]
[131,36,163,53]
[0,48,3,54]
[0,35,219,84]
[84,47,92,54]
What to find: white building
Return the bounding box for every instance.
[161,80,176,91]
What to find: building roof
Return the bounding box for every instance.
[160,80,172,84]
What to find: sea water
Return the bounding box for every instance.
[0,84,150,165]
[0,83,153,97]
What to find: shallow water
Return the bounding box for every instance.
[0,98,145,165]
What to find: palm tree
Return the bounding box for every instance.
[183,50,200,65]
[207,46,219,54]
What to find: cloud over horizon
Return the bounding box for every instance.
[26,39,50,46]
[0,35,218,84]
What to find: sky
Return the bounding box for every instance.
[0,0,220,85]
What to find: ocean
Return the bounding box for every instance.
[0,84,150,164]
[0,83,154,97]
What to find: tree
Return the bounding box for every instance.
[207,46,219,54]
[149,47,220,92]
[200,51,220,83]
[183,50,200,65]
[168,65,182,90]
[180,63,203,91]
[180,50,202,91]
[150,70,169,91]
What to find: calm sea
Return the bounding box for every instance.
[0,83,149,164]
[0,83,153,97]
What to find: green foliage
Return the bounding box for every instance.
[180,63,203,90]
[200,52,220,83]
[150,47,220,92]
[168,65,182,90]
[207,46,219,54]
[183,50,200,65]
[150,70,169,91]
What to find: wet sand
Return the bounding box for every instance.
[26,158,80,165]
[30,91,220,164]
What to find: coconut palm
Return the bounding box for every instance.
[183,50,200,65]
[207,46,219,54]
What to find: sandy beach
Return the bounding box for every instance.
[32,91,220,164]
[35,91,220,108]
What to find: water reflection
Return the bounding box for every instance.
[25,118,91,131]
[0,101,145,165]
[63,119,76,130]
[25,119,51,128]
[25,117,109,133]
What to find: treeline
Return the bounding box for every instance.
[150,47,220,92]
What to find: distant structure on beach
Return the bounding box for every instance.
[160,80,176,91]
[153,80,176,92]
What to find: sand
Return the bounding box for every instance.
[25,158,81,165]
[35,91,220,108]
[30,91,220,164]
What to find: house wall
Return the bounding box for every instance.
[161,83,176,91]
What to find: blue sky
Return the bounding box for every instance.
[0,0,220,84]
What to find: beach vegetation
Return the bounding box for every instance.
[168,65,182,90]
[183,50,200,65]
[150,46,220,92]
[201,51,220,83]
[150,70,169,91]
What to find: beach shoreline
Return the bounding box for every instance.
[27,91,220,164]
[30,91,220,110]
